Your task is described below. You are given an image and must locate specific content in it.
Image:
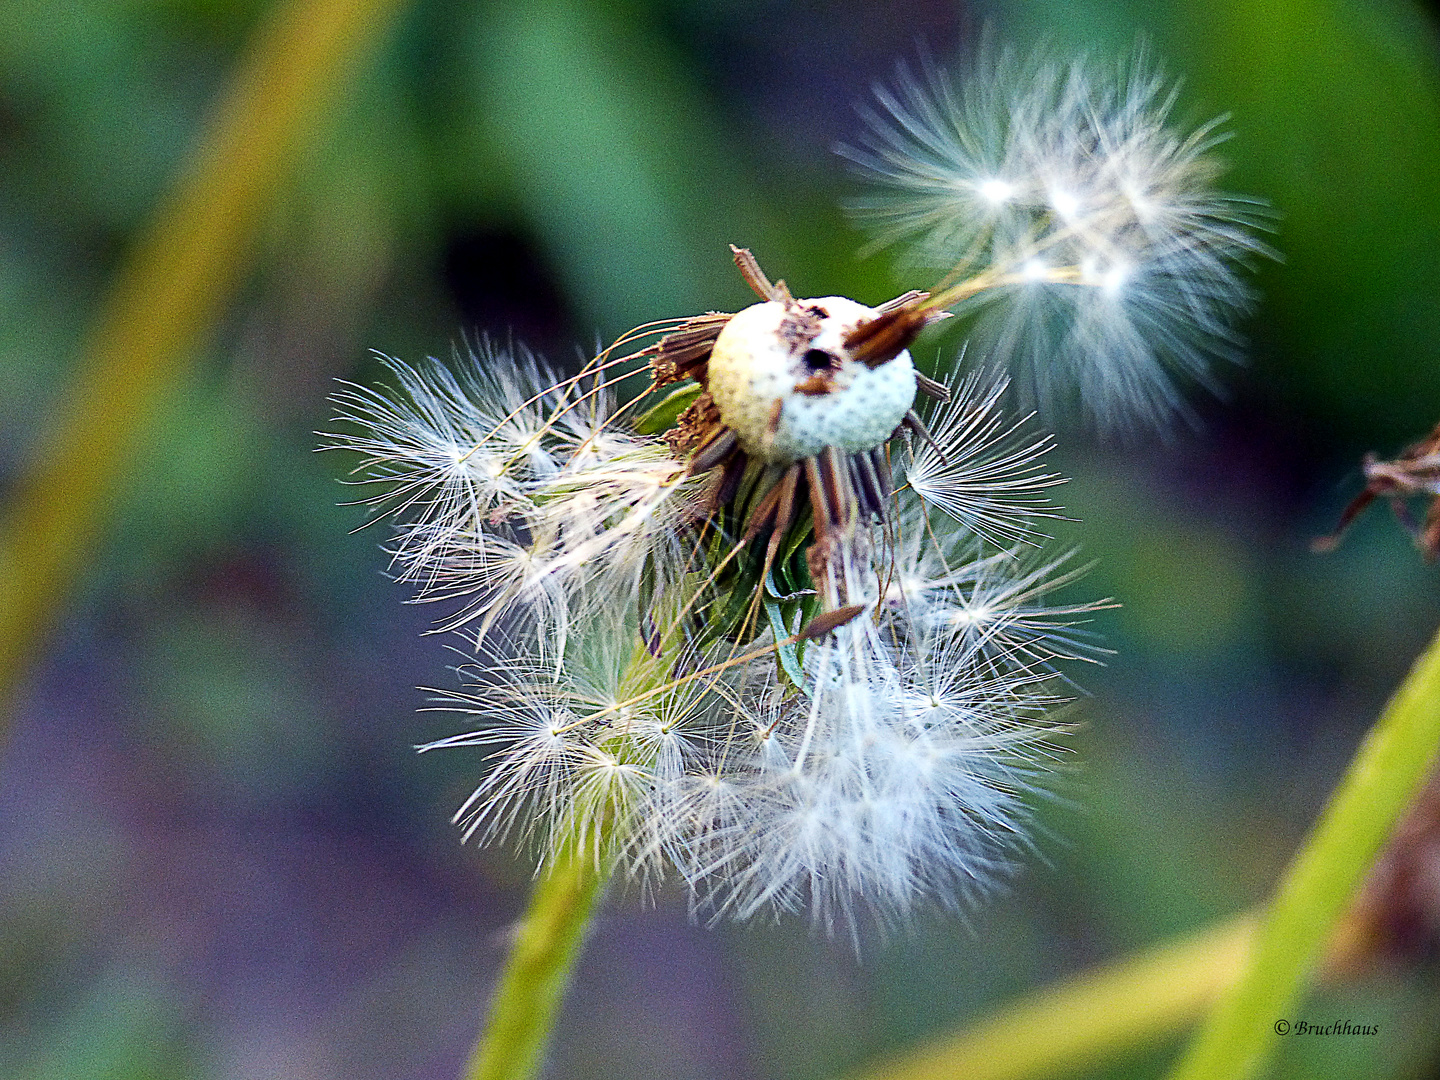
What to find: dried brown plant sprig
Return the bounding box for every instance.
[1313,419,1440,560]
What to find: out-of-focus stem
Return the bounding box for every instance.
[846,898,1388,1080]
[0,0,405,719]
[849,914,1258,1080]
[464,846,609,1080]
[1165,619,1440,1080]
[846,619,1440,1080]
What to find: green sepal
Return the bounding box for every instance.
[793,592,819,669]
[765,594,808,692]
[780,503,814,566]
[713,558,763,641]
[633,382,702,435]
[637,557,659,652]
[764,566,813,603]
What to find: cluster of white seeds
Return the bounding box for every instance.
[840,47,1271,428]
[327,341,1082,926]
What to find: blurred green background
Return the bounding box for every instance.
[4,1,1440,1078]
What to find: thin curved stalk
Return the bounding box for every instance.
[0,0,406,719]
[1166,620,1440,1080]
[464,849,609,1080]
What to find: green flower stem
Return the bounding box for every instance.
[463,639,664,1080]
[464,846,609,1080]
[1167,619,1440,1080]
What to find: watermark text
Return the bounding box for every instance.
[1273,1019,1378,1036]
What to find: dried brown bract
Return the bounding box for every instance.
[1313,420,1440,560]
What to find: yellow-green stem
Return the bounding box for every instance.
[464,639,670,1080]
[464,846,609,1080]
[1167,619,1440,1080]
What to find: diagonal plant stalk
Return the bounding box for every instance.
[0,0,406,725]
[464,845,609,1080]
[845,617,1440,1080]
[1165,617,1440,1080]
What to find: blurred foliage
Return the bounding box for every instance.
[4,1,1440,1079]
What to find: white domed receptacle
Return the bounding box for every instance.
[706,296,917,464]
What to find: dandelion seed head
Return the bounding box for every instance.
[1103,261,1130,296]
[328,270,1097,929]
[978,177,1014,205]
[899,373,1063,547]
[951,603,992,628]
[1049,188,1079,218]
[1021,258,1050,283]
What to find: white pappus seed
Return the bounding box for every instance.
[706,296,917,463]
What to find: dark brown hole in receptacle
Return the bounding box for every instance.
[802,348,837,373]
